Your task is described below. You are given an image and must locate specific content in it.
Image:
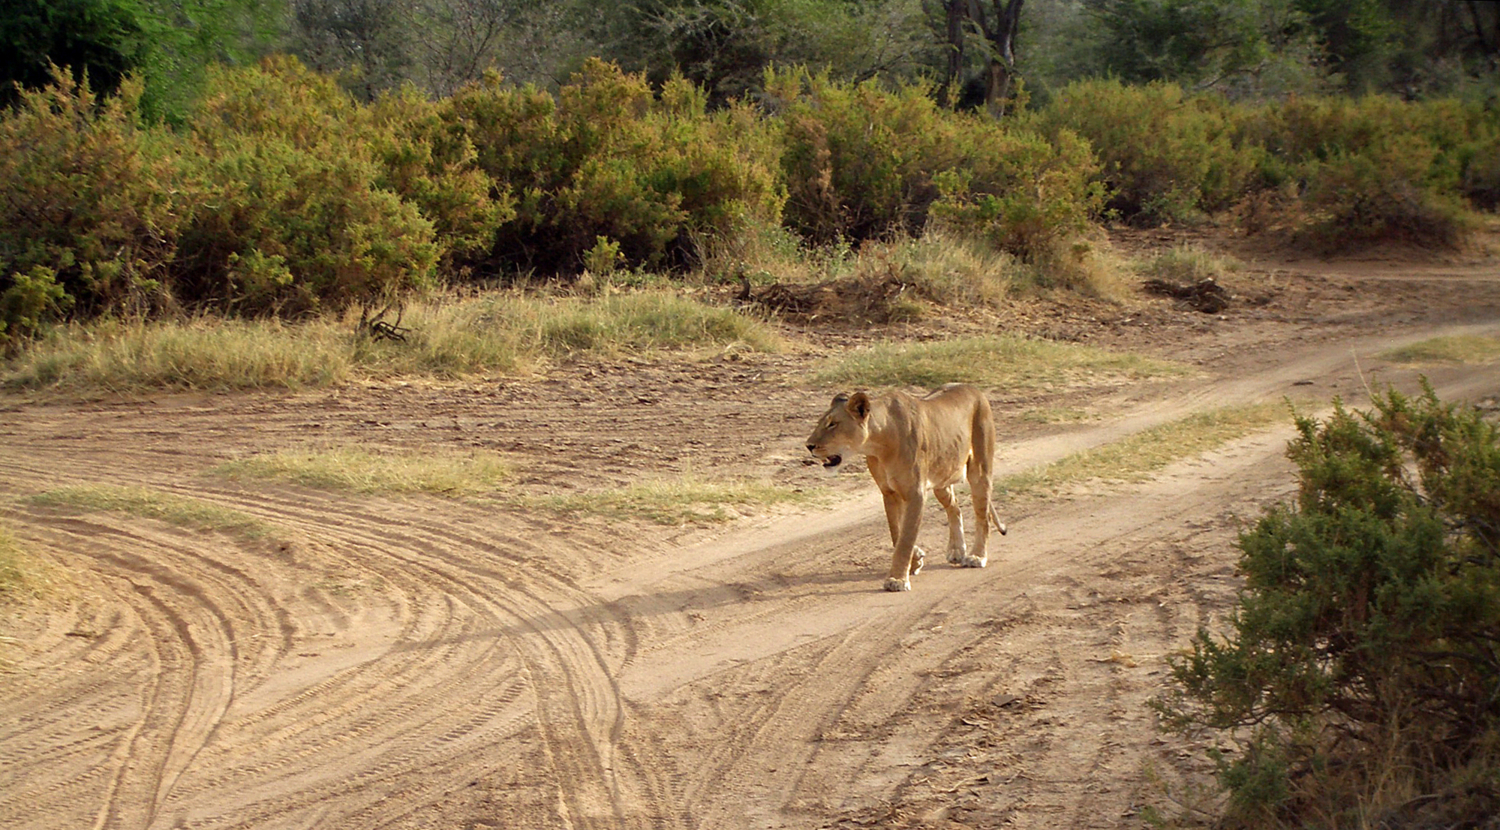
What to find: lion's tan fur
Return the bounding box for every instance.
[806,384,1006,591]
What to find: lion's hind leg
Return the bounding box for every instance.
[961,466,993,569]
[933,485,968,566]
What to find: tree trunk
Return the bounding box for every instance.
[938,0,967,108]
[979,0,1022,118]
[983,57,1011,118]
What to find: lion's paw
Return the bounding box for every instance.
[959,554,987,568]
[946,541,967,565]
[910,546,926,576]
[884,576,912,592]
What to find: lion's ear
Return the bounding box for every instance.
[847,391,871,421]
[831,393,850,408]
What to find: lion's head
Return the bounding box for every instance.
[806,392,872,469]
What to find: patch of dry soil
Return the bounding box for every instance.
[2,231,1499,829]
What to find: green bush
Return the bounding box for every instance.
[771,69,955,242]
[770,69,1102,260]
[1247,94,1496,248]
[176,58,441,314]
[1035,79,1258,225]
[1,266,73,342]
[927,128,1103,262]
[367,86,515,270]
[1161,384,1500,827]
[0,70,182,328]
[451,60,783,276]
[1297,137,1473,250]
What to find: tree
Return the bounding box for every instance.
[932,0,1024,116]
[971,0,1023,116]
[1,0,284,120]
[0,0,148,108]
[289,0,413,100]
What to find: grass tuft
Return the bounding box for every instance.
[0,522,32,600]
[29,485,275,538]
[1379,334,1500,366]
[3,290,783,392]
[812,335,1189,392]
[522,478,816,525]
[1136,244,1239,284]
[7,317,355,392]
[217,447,512,497]
[1003,403,1290,495]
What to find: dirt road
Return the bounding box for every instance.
[2,238,1499,829]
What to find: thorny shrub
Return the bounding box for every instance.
[1035,79,1258,225]
[1159,384,1500,828]
[0,70,182,332]
[769,68,1103,262]
[450,59,784,275]
[177,58,442,315]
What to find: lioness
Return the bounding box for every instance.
[806,384,1007,592]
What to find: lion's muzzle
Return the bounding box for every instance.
[806,443,843,469]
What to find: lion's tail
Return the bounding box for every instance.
[987,499,1007,537]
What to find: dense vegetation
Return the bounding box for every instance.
[1160,385,1500,828]
[4,1,1498,344]
[9,1,1496,109]
[3,50,1497,342]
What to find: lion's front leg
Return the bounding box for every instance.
[882,490,924,591]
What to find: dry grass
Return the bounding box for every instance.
[29,485,275,538]
[2,290,784,393]
[521,477,817,525]
[1002,402,1291,495]
[0,521,31,601]
[1136,243,1241,285]
[219,445,811,524]
[812,335,1190,392]
[722,227,1133,315]
[1379,334,1500,365]
[218,444,815,524]
[216,447,513,497]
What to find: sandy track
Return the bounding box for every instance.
[2,242,1500,829]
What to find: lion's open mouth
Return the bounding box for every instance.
[822,454,843,469]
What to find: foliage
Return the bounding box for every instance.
[1,0,283,123]
[0,70,181,330]
[1081,0,1275,87]
[770,68,1102,259]
[1161,384,1500,827]
[927,128,1103,262]
[1249,94,1495,248]
[177,57,441,314]
[1036,78,1258,225]
[1036,78,1498,243]
[451,59,783,275]
[6,44,1499,348]
[1,266,73,343]
[0,0,148,108]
